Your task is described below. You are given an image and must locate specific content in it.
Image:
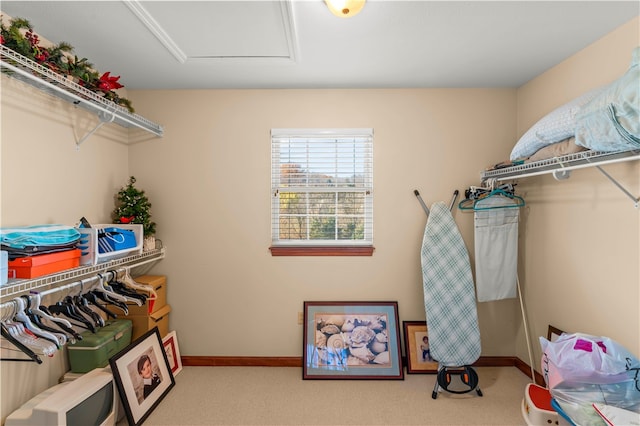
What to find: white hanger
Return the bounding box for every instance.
[94,274,141,305]
[122,268,158,300]
[30,292,73,329]
[4,320,57,357]
[13,297,65,347]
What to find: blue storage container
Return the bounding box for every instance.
[97,228,137,253]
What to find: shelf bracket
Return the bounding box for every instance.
[593,164,639,208]
[75,111,116,148]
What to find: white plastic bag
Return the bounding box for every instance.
[540,333,639,389]
[540,333,640,425]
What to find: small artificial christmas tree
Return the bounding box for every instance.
[112,176,156,238]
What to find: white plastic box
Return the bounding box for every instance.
[77,224,143,265]
[1,250,7,286]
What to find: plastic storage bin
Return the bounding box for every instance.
[67,319,132,373]
[1,251,7,286]
[77,224,143,265]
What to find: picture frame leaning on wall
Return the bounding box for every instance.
[303,301,404,380]
[403,321,439,374]
[110,327,175,426]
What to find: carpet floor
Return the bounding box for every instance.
[120,366,531,425]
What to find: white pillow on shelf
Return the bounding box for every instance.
[510,87,603,161]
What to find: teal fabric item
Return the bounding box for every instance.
[575,46,640,151]
[421,202,480,366]
[0,225,80,249]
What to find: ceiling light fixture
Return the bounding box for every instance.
[325,0,365,18]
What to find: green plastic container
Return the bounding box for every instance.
[67,319,132,373]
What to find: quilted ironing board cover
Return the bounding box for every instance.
[421,202,481,366]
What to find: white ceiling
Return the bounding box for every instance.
[1,1,638,90]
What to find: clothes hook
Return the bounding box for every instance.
[552,159,571,180]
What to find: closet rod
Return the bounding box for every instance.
[0,269,121,313]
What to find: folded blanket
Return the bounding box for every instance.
[0,224,80,249]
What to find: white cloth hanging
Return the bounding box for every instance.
[473,196,519,302]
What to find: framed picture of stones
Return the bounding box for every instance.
[302,301,403,380]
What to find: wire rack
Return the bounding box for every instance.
[481,149,640,181]
[0,248,165,300]
[0,45,163,137]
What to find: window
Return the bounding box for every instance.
[270,128,373,256]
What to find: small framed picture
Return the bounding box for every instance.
[109,327,175,426]
[403,321,438,374]
[303,301,403,380]
[162,330,183,376]
[547,325,565,342]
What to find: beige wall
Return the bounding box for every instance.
[125,88,519,357]
[513,17,640,369]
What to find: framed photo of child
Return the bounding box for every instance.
[403,321,438,374]
[110,327,175,426]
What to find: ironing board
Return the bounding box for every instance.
[421,201,482,398]
[421,201,480,366]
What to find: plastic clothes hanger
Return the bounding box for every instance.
[0,322,43,363]
[88,289,129,315]
[96,274,142,306]
[26,310,72,345]
[121,269,158,300]
[0,303,43,363]
[63,296,99,331]
[21,296,68,345]
[67,282,105,328]
[458,188,525,211]
[13,297,62,348]
[47,300,96,333]
[2,301,57,358]
[29,293,73,330]
[107,276,147,303]
[73,295,105,328]
[4,321,57,357]
[82,291,118,319]
[38,305,83,341]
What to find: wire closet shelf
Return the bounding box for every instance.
[0,248,165,300]
[481,149,640,181]
[0,45,163,137]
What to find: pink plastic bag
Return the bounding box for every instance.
[540,333,639,389]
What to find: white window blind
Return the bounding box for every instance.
[271,128,373,246]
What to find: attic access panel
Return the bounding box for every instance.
[126,0,297,63]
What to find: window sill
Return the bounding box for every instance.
[269,246,374,256]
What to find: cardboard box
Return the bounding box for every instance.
[67,319,132,373]
[8,249,81,279]
[127,304,171,341]
[126,275,167,315]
